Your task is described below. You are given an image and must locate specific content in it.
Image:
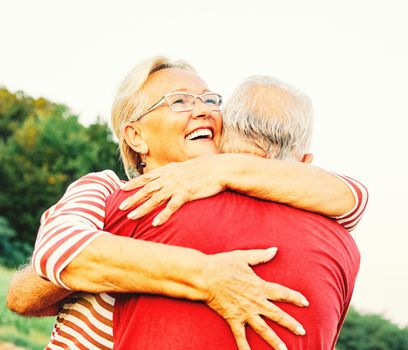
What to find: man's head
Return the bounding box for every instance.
[220,75,313,162]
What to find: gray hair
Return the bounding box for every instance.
[220,75,313,161]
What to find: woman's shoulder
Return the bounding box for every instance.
[66,169,124,193]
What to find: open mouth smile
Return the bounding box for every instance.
[185,128,214,141]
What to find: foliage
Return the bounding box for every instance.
[1,263,408,349]
[0,88,125,255]
[337,306,408,350]
[0,217,32,268]
[0,265,55,350]
[0,89,41,141]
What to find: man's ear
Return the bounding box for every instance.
[301,153,314,164]
[124,123,148,154]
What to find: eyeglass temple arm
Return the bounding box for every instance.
[137,96,166,120]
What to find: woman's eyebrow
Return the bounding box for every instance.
[168,88,211,93]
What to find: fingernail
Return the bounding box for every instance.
[301,298,309,307]
[152,217,161,227]
[119,200,129,210]
[127,211,139,220]
[267,247,278,254]
[296,325,306,335]
[278,344,288,350]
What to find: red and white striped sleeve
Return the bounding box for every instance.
[329,173,369,232]
[32,170,122,289]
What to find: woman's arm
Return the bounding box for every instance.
[327,173,368,231]
[32,170,122,287]
[8,170,121,316]
[119,154,368,228]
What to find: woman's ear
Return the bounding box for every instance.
[124,123,149,154]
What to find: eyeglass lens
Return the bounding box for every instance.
[166,93,222,111]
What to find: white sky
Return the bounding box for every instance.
[1,0,407,327]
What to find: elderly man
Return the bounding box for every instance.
[8,70,366,350]
[103,75,364,350]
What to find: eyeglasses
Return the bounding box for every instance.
[137,92,223,120]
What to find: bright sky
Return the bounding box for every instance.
[1,0,407,327]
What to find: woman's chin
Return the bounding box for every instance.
[185,140,219,158]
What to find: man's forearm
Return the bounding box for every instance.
[61,234,209,301]
[8,236,209,315]
[220,154,355,216]
[7,265,71,316]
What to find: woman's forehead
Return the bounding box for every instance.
[144,68,208,94]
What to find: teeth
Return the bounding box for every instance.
[186,128,213,140]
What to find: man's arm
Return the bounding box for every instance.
[7,264,71,316]
[11,169,307,350]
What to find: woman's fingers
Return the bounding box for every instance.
[240,247,278,266]
[267,283,309,307]
[120,159,224,219]
[120,177,146,191]
[204,249,309,350]
[152,194,188,226]
[229,322,251,350]
[260,301,306,336]
[120,181,164,211]
[247,316,287,350]
[121,171,161,191]
[127,191,168,220]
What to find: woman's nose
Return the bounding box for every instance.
[191,98,212,119]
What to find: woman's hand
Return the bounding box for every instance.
[120,156,225,226]
[203,247,308,350]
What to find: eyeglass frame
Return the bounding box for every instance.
[136,91,223,121]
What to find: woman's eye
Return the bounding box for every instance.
[204,98,217,105]
[173,99,185,104]
[204,95,220,105]
[171,95,191,105]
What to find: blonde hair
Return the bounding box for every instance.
[111,56,195,178]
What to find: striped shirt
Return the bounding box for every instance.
[32,170,368,350]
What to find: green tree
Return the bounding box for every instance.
[337,306,408,350]
[0,88,61,141]
[0,88,125,256]
[0,216,31,268]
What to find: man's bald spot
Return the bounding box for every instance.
[244,83,299,121]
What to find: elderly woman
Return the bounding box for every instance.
[8,57,366,350]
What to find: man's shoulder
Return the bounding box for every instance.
[209,191,356,244]
[107,187,137,205]
[196,190,333,218]
[105,187,141,224]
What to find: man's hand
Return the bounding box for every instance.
[120,156,225,226]
[203,248,308,350]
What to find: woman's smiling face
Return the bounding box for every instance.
[131,68,222,170]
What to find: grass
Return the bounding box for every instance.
[0,265,55,350]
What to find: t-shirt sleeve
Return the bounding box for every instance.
[32,170,122,289]
[329,173,369,232]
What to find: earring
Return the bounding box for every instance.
[140,153,147,168]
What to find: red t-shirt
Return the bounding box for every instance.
[106,190,360,350]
